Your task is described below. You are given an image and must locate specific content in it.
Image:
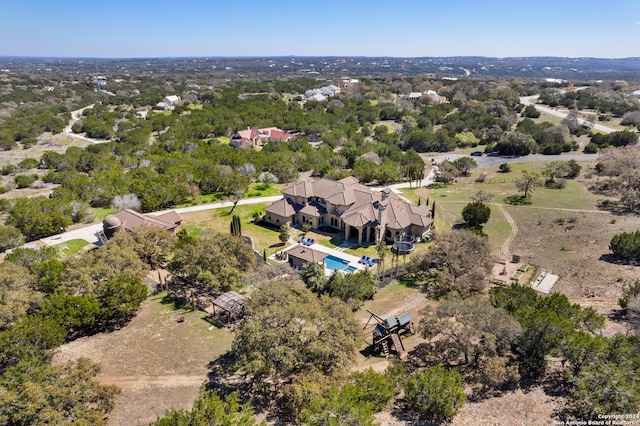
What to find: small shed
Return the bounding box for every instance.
[212,291,249,323]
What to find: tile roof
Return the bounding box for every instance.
[153,210,182,225]
[287,246,329,263]
[282,181,314,198]
[231,127,291,145]
[299,201,326,217]
[275,177,432,233]
[264,198,299,217]
[111,209,180,231]
[342,207,377,228]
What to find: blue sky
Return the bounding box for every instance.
[1,0,638,58]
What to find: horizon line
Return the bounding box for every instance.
[1,55,639,61]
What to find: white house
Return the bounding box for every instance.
[304,84,340,99]
[308,93,327,102]
[342,78,359,85]
[156,95,181,110]
[425,90,447,104]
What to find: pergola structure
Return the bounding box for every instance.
[211,291,249,324]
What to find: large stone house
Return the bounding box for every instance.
[229,126,292,148]
[264,177,432,245]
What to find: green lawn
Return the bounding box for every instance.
[245,182,283,198]
[92,207,114,220]
[180,203,287,256]
[175,192,228,207]
[55,239,91,257]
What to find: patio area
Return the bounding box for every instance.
[270,239,373,276]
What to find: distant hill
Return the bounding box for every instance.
[1,56,639,81]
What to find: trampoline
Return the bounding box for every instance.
[392,241,415,254]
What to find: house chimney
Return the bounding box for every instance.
[377,203,387,243]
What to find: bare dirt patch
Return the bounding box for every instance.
[53,293,233,426]
[449,386,563,426]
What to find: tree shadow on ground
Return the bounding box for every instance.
[542,370,577,423]
[598,253,630,265]
[159,293,190,311]
[504,195,532,205]
[597,199,630,215]
[205,352,294,425]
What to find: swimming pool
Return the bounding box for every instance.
[325,255,357,273]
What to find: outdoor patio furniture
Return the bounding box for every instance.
[299,236,305,243]
[359,255,367,264]
[368,258,377,267]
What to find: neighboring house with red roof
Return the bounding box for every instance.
[264,177,432,245]
[229,126,292,148]
[101,209,182,240]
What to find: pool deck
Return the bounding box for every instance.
[270,242,372,276]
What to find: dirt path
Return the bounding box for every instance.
[61,103,116,145]
[99,374,206,390]
[496,203,518,258]
[53,294,233,426]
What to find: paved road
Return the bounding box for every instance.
[40,195,285,247]
[520,95,616,134]
[422,152,600,168]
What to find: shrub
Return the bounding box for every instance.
[404,366,465,422]
[610,230,640,261]
[1,164,17,175]
[542,144,563,155]
[498,163,511,173]
[522,105,541,118]
[14,174,37,189]
[18,157,39,169]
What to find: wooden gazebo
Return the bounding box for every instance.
[212,291,249,324]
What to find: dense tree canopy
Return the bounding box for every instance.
[169,233,255,292]
[420,296,522,389]
[0,357,119,426]
[408,230,492,298]
[232,280,360,393]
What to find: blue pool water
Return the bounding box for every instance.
[325,255,356,273]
